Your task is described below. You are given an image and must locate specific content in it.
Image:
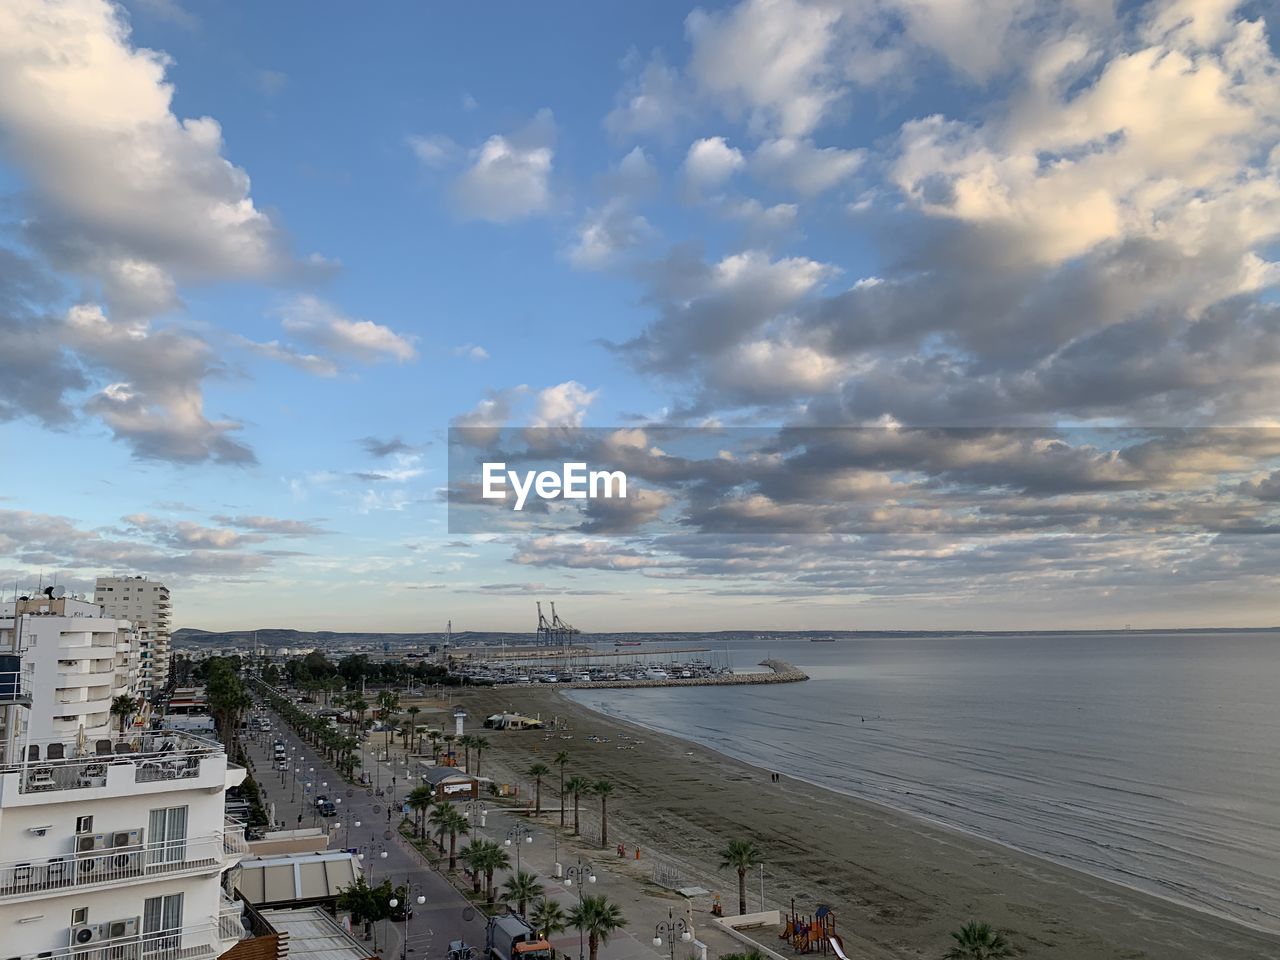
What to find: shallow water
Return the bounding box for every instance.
[566,632,1280,932]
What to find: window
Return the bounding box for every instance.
[72,907,88,925]
[142,892,183,953]
[147,806,188,864]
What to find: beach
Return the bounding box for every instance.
[453,685,1280,960]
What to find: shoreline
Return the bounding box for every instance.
[563,690,1280,940]
[458,685,1280,960]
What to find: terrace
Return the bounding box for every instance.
[0,732,232,797]
[14,919,241,960]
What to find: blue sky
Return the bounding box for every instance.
[2,0,1279,632]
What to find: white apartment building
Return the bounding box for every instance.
[94,579,171,699]
[0,595,248,960]
[0,594,139,746]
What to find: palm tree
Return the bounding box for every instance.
[461,842,484,895]
[529,898,568,941]
[428,730,442,761]
[427,802,452,853]
[407,785,435,838]
[501,870,545,916]
[436,806,470,871]
[529,762,551,816]
[350,696,369,731]
[944,922,1014,959]
[567,894,626,960]
[110,694,137,739]
[564,776,589,836]
[473,736,489,776]
[554,750,570,827]
[472,840,511,906]
[719,839,763,916]
[459,734,475,772]
[443,733,456,764]
[593,780,614,848]
[406,706,421,751]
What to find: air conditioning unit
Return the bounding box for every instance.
[103,919,138,940]
[76,834,107,854]
[112,830,142,848]
[108,852,141,873]
[70,924,102,946]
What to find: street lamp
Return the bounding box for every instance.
[652,906,691,960]
[461,800,488,836]
[562,860,596,960]
[505,824,534,873]
[389,879,428,960]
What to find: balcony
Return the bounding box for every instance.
[219,895,248,944]
[16,921,228,960]
[1,732,224,796]
[222,820,249,858]
[0,834,228,901]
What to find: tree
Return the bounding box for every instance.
[529,762,551,816]
[428,730,443,761]
[110,694,138,739]
[554,750,571,828]
[565,776,589,836]
[407,785,435,839]
[719,839,763,916]
[461,841,484,895]
[350,697,370,730]
[567,894,626,960]
[406,706,421,751]
[459,734,475,772]
[470,839,510,906]
[529,898,568,940]
[473,736,489,776]
[501,870,545,916]
[944,922,1014,959]
[433,806,470,870]
[337,876,394,946]
[593,780,615,848]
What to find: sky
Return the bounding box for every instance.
[1,0,1279,633]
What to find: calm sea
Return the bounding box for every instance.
[565,632,1280,933]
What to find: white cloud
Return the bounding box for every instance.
[605,50,687,139]
[454,344,490,361]
[235,337,338,377]
[279,295,417,363]
[751,137,864,195]
[566,199,656,269]
[453,109,556,223]
[0,0,295,309]
[531,381,599,429]
[686,0,843,137]
[408,134,459,168]
[683,136,745,189]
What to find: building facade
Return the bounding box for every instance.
[94,578,171,699]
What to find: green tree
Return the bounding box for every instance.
[593,780,615,848]
[529,762,551,816]
[407,785,435,838]
[554,750,571,828]
[461,841,484,895]
[567,894,626,960]
[406,706,421,751]
[529,898,568,940]
[337,876,394,946]
[110,693,138,739]
[944,922,1014,959]
[473,736,490,776]
[565,776,589,836]
[718,839,763,916]
[428,730,443,761]
[501,869,545,916]
[459,734,475,772]
[470,839,510,906]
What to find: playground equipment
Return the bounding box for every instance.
[779,902,837,955]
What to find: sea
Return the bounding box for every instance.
[564,631,1280,934]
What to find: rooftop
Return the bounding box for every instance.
[259,906,374,960]
[0,731,232,796]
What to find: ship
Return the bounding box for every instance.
[810,636,836,642]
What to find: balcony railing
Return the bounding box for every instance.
[222,821,249,858]
[2,732,223,794]
[0,834,229,900]
[218,895,248,943]
[17,921,227,960]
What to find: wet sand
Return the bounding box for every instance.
[453,686,1280,960]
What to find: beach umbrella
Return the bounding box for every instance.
[76,723,88,758]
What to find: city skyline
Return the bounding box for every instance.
[2,0,1279,632]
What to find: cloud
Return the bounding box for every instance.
[278,295,417,363]
[235,336,338,377]
[408,134,460,168]
[0,0,302,316]
[686,0,843,137]
[65,303,254,464]
[605,50,688,139]
[453,109,556,222]
[751,137,863,196]
[124,514,263,549]
[210,515,331,537]
[565,199,655,269]
[360,436,413,458]
[532,381,599,429]
[454,344,490,361]
[683,136,745,190]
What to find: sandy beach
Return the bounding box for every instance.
[448,686,1280,960]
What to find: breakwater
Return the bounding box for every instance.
[554,658,807,689]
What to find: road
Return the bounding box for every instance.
[242,698,485,960]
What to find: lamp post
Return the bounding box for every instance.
[505,823,533,874]
[461,800,488,837]
[652,906,691,960]
[562,860,595,960]
[363,842,389,881]
[389,879,427,960]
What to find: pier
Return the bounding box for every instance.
[554,658,807,689]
